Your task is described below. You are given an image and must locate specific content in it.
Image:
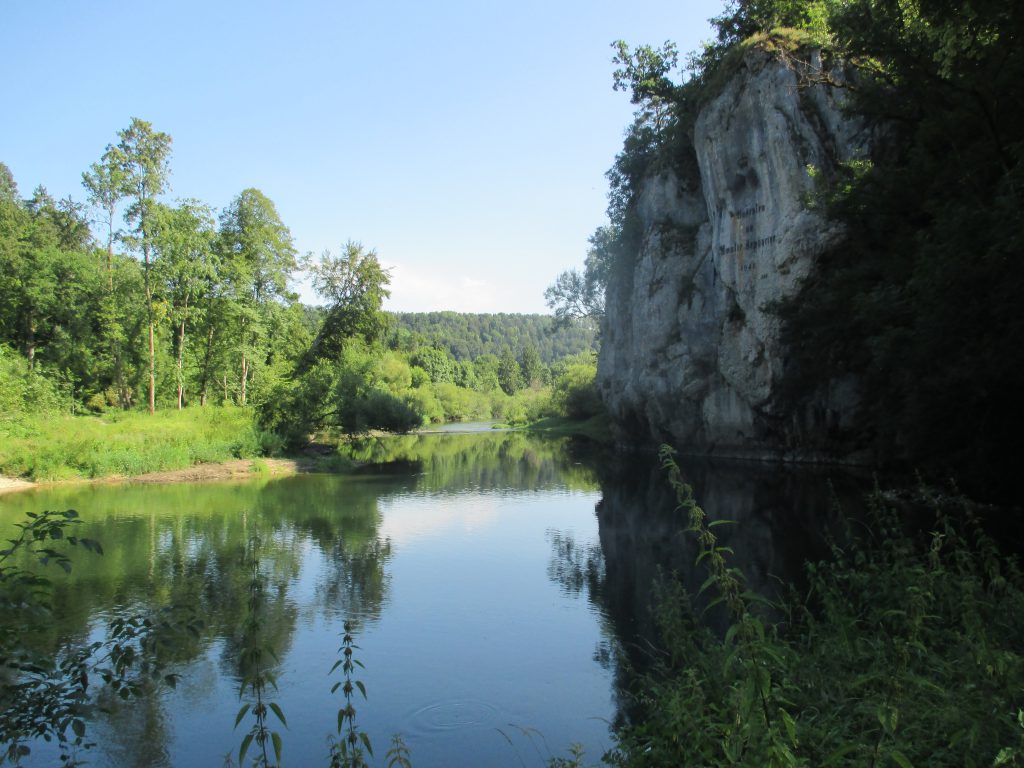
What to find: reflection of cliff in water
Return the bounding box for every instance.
[598,454,865,640]
[548,450,868,725]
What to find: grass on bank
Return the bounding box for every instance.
[0,407,275,482]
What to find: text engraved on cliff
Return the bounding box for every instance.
[716,203,779,267]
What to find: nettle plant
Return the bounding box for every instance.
[0,509,199,767]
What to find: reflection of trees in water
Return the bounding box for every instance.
[0,473,398,764]
[340,431,600,494]
[546,530,604,599]
[315,536,392,625]
[91,679,172,768]
[545,528,621,680]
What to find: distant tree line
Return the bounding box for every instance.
[387,311,596,363]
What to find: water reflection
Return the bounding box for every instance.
[0,432,867,766]
[548,449,868,731]
[594,453,865,635]
[0,431,608,767]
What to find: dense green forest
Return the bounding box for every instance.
[389,311,596,363]
[549,0,1024,502]
[0,120,602,480]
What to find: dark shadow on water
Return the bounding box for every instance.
[545,445,871,729]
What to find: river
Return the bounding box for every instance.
[0,430,864,767]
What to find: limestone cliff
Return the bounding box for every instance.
[598,48,873,462]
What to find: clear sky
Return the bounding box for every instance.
[3,0,721,313]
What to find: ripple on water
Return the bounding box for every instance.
[407,699,501,734]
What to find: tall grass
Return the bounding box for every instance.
[0,407,274,481]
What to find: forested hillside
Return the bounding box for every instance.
[389,311,596,363]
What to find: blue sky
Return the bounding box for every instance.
[4,0,721,313]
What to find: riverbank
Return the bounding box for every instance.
[0,409,606,497]
[0,457,327,497]
[0,407,272,484]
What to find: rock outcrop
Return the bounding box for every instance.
[598,48,872,462]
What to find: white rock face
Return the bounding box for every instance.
[597,49,871,460]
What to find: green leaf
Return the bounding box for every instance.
[239,733,253,766]
[269,702,288,727]
[235,704,250,728]
[355,680,367,699]
[359,731,374,756]
[889,750,914,768]
[272,731,283,763]
[780,708,797,745]
[697,574,717,596]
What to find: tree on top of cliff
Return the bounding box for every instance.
[549,0,1024,499]
[773,0,1024,500]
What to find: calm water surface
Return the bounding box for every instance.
[0,433,614,767]
[0,431,863,767]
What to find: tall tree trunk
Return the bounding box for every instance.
[105,207,114,293]
[199,324,216,406]
[177,319,186,409]
[143,225,155,414]
[25,313,36,371]
[148,313,155,413]
[240,354,248,406]
[176,296,190,410]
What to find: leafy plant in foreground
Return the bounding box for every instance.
[328,621,373,767]
[609,448,1024,767]
[0,510,196,766]
[234,536,287,767]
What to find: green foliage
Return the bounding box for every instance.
[389,312,597,364]
[549,355,602,421]
[497,347,523,395]
[765,0,1024,500]
[0,345,72,425]
[301,242,391,369]
[0,510,197,766]
[610,448,1024,767]
[0,406,266,481]
[328,621,373,768]
[408,346,456,385]
[234,536,286,768]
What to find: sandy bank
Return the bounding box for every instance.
[0,457,328,497]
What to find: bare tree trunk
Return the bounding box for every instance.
[148,317,155,413]
[177,319,186,409]
[143,230,155,414]
[199,324,215,406]
[240,354,248,406]
[25,313,36,371]
[105,207,114,292]
[176,296,190,410]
